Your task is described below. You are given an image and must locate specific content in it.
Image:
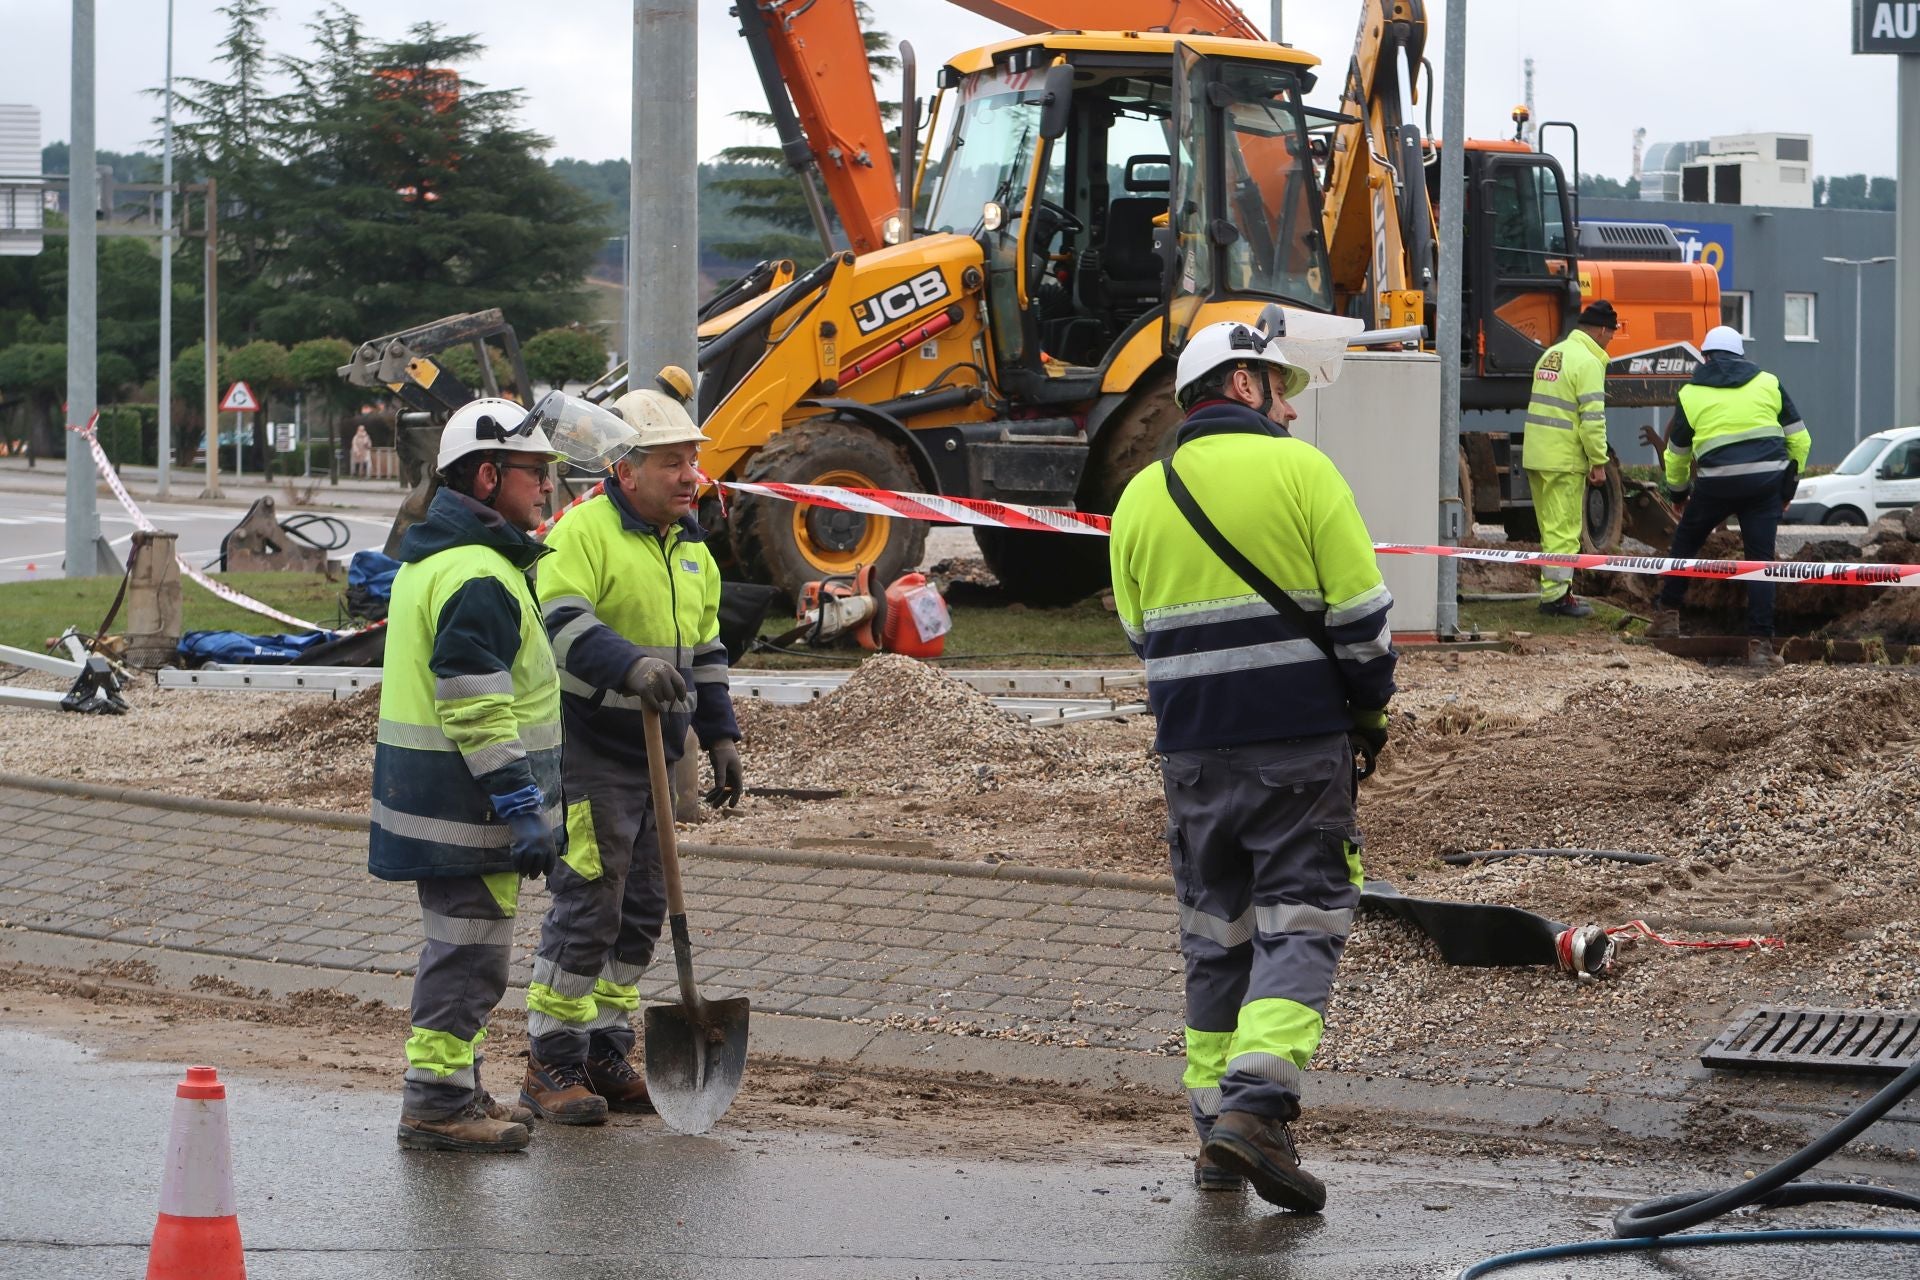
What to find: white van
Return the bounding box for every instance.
[1785,426,1920,526]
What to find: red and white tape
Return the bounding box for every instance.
[71,418,338,634]
[722,480,1920,588]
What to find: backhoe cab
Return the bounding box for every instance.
[703,29,1347,603]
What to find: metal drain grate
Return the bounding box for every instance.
[1702,1007,1920,1076]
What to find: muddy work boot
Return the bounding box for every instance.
[475,1063,534,1125]
[586,1052,656,1114]
[1538,594,1593,619]
[1203,1110,1326,1213]
[520,1057,610,1126]
[1747,638,1784,669]
[1193,1146,1245,1192]
[397,1099,531,1153]
[1646,607,1683,638]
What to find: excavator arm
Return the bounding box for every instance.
[945,0,1265,38]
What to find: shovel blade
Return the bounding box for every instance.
[643,998,751,1134]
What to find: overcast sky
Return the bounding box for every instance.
[5,0,1900,181]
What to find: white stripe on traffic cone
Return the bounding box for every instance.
[146,1065,245,1279]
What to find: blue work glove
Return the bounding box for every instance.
[491,785,557,879]
[1349,707,1389,781]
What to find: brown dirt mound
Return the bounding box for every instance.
[232,685,381,754]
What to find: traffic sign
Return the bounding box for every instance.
[219,381,260,412]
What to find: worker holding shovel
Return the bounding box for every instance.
[521,385,744,1124]
[1108,317,1397,1213]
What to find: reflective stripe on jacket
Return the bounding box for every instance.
[1665,364,1810,493]
[536,485,738,771]
[1521,329,1610,474]
[370,488,563,881]
[1108,400,1397,753]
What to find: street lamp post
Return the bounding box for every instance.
[1824,254,1896,445]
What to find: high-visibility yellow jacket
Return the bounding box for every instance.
[536,483,738,770]
[1521,329,1610,474]
[1109,400,1397,753]
[1664,356,1810,497]
[369,488,564,881]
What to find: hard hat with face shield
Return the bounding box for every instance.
[518,390,645,474]
[1174,320,1312,411]
[435,396,564,472]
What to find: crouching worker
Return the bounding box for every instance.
[370,397,567,1152]
[521,385,742,1124]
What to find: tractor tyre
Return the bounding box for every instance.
[1082,371,1185,513]
[973,526,1113,606]
[731,419,928,604]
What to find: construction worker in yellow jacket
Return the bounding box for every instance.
[1649,325,1810,666]
[1522,300,1619,617]
[520,385,743,1125]
[370,397,566,1154]
[1109,318,1397,1215]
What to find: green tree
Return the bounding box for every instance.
[1578,173,1639,200]
[288,337,355,479]
[0,343,69,456]
[1816,174,1897,211]
[523,325,608,389]
[226,338,291,472]
[439,343,514,397]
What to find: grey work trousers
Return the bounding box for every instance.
[403,872,518,1119]
[1162,733,1363,1139]
[527,762,667,1066]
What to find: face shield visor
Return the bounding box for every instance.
[527,391,643,475]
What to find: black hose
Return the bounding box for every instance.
[1612,1055,1920,1237]
[1443,848,1666,866]
[278,513,352,551]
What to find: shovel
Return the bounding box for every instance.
[641,708,751,1134]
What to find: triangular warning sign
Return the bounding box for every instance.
[219,381,260,412]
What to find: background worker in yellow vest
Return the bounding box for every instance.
[1649,326,1810,667]
[1109,319,1397,1214]
[521,386,743,1125]
[369,397,566,1154]
[1522,300,1619,618]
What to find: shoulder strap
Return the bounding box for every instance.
[1160,457,1336,662]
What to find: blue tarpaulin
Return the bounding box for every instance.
[177,629,336,666]
[348,550,400,602]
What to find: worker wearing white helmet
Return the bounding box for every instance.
[1649,325,1811,666]
[1110,318,1395,1214]
[522,368,743,1124]
[372,395,566,1154]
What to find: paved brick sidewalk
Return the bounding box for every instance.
[0,783,1183,1052]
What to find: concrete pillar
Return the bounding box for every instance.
[1896,53,1920,427]
[629,2,698,382]
[65,0,102,576]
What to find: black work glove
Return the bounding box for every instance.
[622,655,687,712]
[1780,463,1799,513]
[504,808,558,879]
[1349,707,1389,781]
[705,737,744,808]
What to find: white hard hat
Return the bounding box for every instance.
[610,388,711,452]
[435,397,562,471]
[1701,325,1745,357]
[1174,320,1310,408]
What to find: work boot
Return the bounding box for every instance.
[520,1057,610,1126]
[1747,638,1785,669]
[1202,1110,1327,1213]
[1538,594,1593,619]
[586,1052,656,1114]
[1646,607,1683,638]
[1193,1146,1245,1192]
[475,1061,534,1125]
[396,1099,531,1153]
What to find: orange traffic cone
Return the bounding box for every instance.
[146,1065,245,1279]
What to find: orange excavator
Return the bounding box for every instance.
[730,0,1717,555]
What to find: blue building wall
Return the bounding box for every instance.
[1465,198,1897,468]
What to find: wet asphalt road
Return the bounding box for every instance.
[2,1028,1914,1279]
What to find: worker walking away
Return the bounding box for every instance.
[1109,319,1397,1213]
[1649,326,1809,667]
[522,385,744,1124]
[1522,300,1619,617]
[369,397,567,1153]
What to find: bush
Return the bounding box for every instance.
[96,403,153,467]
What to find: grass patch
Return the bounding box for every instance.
[0,572,347,652]
[1456,597,1641,638]
[737,596,1138,670]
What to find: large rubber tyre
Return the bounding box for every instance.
[1082,371,1185,513]
[1823,506,1867,527]
[731,419,928,602]
[973,526,1113,606]
[1582,454,1627,552]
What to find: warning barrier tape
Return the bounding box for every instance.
[723,480,1920,588]
[71,418,338,634]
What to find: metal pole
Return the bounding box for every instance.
[630,1,698,380]
[1269,2,1282,42]
[200,177,221,498]
[1898,54,1920,429]
[65,0,103,577]
[1433,0,1468,638]
[156,0,174,499]
[1854,262,1865,446]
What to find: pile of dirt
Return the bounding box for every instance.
[230,685,380,755]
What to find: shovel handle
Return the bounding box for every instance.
[642,709,686,919]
